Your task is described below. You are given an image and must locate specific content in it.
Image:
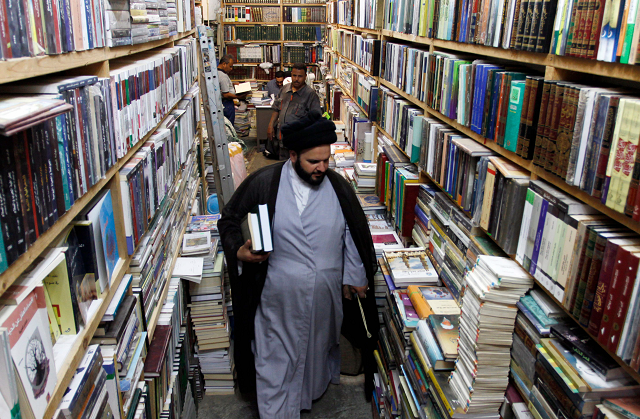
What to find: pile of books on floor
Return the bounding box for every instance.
[181,218,235,395]
[449,256,533,417]
[233,106,251,137]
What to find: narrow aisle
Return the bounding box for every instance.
[197,375,372,419]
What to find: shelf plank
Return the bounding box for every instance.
[532,272,640,384]
[0,80,199,296]
[377,77,640,234]
[333,79,369,118]
[42,134,201,418]
[43,257,129,419]
[0,30,195,85]
[332,50,372,77]
[333,24,381,36]
[147,185,198,340]
[376,30,640,82]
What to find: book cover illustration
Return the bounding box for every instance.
[357,194,386,209]
[1,287,57,418]
[384,249,438,282]
[428,314,460,358]
[0,328,20,419]
[187,214,221,233]
[98,190,119,285]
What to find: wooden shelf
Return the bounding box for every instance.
[376,77,640,234]
[333,24,381,36]
[333,79,369,118]
[531,275,640,384]
[375,30,640,82]
[0,79,198,296]
[43,257,129,419]
[282,21,326,24]
[0,30,196,85]
[147,184,198,340]
[332,49,373,77]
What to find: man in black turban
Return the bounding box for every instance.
[218,113,380,418]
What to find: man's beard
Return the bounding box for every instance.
[294,159,325,186]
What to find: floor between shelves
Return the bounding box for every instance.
[196,374,372,419]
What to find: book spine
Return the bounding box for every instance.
[597,247,631,346]
[571,228,598,316]
[607,252,640,352]
[43,121,60,223]
[544,84,566,173]
[532,81,552,165]
[587,242,620,335]
[578,233,609,326]
[12,132,37,246]
[0,139,20,265]
[592,97,621,199]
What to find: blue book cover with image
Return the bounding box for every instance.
[99,190,119,285]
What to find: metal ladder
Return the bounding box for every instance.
[197,25,235,209]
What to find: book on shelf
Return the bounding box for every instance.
[0,286,57,419]
[406,285,460,319]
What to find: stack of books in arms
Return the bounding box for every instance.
[449,256,533,417]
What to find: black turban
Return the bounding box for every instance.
[281,111,337,152]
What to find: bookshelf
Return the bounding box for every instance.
[220,1,326,69]
[0,25,204,418]
[325,4,640,414]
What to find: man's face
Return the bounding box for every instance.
[275,77,284,87]
[223,59,234,72]
[291,69,306,90]
[291,145,331,186]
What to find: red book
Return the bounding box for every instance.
[597,246,632,346]
[607,251,640,352]
[401,184,420,237]
[588,240,640,336]
[144,324,172,377]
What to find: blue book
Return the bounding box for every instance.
[98,190,120,285]
[529,199,549,276]
[487,72,504,140]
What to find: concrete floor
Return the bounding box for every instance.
[196,375,373,419]
[197,141,373,419]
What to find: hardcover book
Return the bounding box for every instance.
[428,314,459,359]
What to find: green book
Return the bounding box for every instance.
[504,80,526,152]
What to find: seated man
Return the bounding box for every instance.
[265,71,285,98]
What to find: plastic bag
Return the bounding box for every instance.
[228,142,247,189]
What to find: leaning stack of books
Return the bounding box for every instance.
[449,256,533,417]
[353,162,377,194]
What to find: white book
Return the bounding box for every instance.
[103,274,133,322]
[258,204,273,253]
[173,258,204,283]
[183,232,211,254]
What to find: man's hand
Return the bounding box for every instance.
[237,240,270,263]
[343,284,367,300]
[267,124,274,141]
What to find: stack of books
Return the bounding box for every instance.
[449,256,533,417]
[353,162,377,194]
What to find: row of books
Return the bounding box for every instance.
[223,24,281,41]
[283,6,326,22]
[326,54,379,118]
[225,0,326,2]
[226,44,283,63]
[328,0,383,29]
[283,24,325,41]
[108,0,195,46]
[0,41,198,275]
[378,42,640,219]
[222,5,280,22]
[0,0,195,59]
[327,28,382,75]
[228,65,277,80]
[342,0,640,64]
[283,44,324,63]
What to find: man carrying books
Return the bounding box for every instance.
[217,54,249,125]
[265,63,322,160]
[218,114,379,419]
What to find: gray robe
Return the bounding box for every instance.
[253,161,368,418]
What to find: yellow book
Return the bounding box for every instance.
[410,332,432,373]
[43,285,61,344]
[540,338,589,392]
[406,285,460,319]
[43,254,78,335]
[607,100,640,211]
